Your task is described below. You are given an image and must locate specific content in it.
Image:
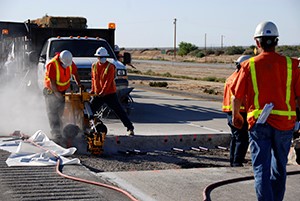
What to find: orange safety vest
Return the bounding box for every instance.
[91,61,116,95]
[247,56,296,128]
[44,55,72,92]
[222,71,245,113]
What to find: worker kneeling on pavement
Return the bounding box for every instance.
[90,47,134,136]
[222,55,251,167]
[43,50,82,143]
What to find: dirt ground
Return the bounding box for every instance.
[126,50,239,100]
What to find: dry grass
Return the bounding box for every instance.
[127,50,237,100]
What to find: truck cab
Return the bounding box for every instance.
[37,36,129,92]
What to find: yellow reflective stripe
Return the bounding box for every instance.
[222,105,231,110]
[271,109,296,116]
[103,63,110,78]
[54,60,60,83]
[247,109,261,119]
[223,92,245,111]
[248,56,295,120]
[285,56,292,119]
[247,109,296,119]
[249,57,259,119]
[54,59,72,86]
[93,63,110,78]
[222,105,244,110]
[93,63,97,73]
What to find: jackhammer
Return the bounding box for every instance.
[63,90,107,155]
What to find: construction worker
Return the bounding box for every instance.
[43,50,82,143]
[114,44,136,69]
[90,47,134,135]
[222,55,251,167]
[231,21,300,201]
[114,45,123,62]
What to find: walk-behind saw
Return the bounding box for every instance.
[62,90,107,155]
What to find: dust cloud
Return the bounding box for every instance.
[0,57,50,137]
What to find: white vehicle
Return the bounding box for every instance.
[37,37,129,92]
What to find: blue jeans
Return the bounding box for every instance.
[249,123,293,201]
[227,113,249,166]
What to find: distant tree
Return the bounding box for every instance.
[243,46,256,55]
[178,42,198,56]
[277,45,300,57]
[214,49,224,56]
[224,46,245,55]
[189,49,205,58]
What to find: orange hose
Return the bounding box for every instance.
[26,139,139,201]
[55,159,139,201]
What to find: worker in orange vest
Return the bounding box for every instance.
[222,55,251,167]
[90,47,134,136]
[231,21,300,201]
[43,50,82,143]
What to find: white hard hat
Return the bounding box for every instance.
[94,47,109,57]
[235,55,251,65]
[114,45,120,52]
[254,21,279,38]
[59,50,73,67]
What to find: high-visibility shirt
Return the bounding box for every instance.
[232,52,300,130]
[222,70,246,113]
[44,54,78,92]
[91,61,116,95]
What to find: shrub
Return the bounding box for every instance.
[224,46,245,55]
[162,72,172,77]
[205,49,215,55]
[214,49,224,56]
[178,42,198,56]
[277,45,300,57]
[149,82,168,87]
[202,77,226,83]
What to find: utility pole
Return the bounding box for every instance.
[173,18,177,59]
[221,35,225,49]
[204,33,207,62]
[204,33,207,52]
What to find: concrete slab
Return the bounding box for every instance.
[103,133,231,154]
[98,165,300,201]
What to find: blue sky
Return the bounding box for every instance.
[1,0,299,48]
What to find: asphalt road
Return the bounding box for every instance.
[102,86,229,137]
